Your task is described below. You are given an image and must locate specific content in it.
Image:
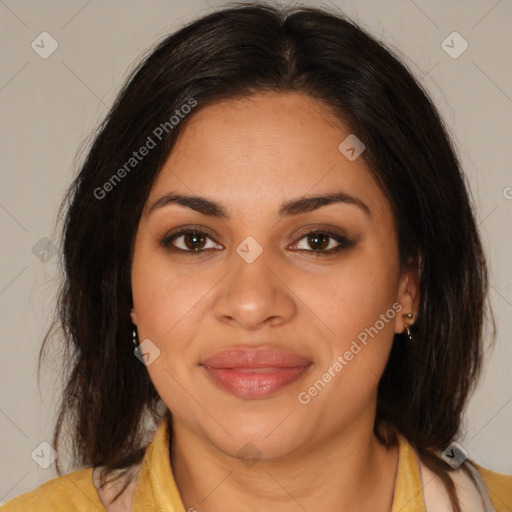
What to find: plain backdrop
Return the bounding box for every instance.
[1,0,511,504]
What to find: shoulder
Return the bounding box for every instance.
[473,463,512,512]
[1,467,105,512]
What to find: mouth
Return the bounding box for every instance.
[200,348,313,399]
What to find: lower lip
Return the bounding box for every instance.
[203,366,311,399]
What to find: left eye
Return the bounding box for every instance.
[161,229,352,255]
[290,230,352,253]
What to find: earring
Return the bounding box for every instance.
[404,313,414,340]
[132,324,139,347]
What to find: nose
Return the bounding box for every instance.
[212,245,297,332]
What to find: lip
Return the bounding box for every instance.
[201,348,312,399]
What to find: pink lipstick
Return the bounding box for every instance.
[201,348,312,399]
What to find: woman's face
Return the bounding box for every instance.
[130,92,418,460]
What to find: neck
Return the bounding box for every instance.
[169,412,399,512]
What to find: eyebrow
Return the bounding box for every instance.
[148,191,372,218]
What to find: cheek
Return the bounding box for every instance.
[296,269,399,424]
[308,251,400,405]
[297,252,399,346]
[131,242,206,342]
[294,255,400,416]
[130,245,203,413]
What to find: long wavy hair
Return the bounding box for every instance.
[40,3,493,510]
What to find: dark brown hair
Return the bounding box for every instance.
[40,3,493,509]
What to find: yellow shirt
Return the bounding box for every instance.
[3,419,511,511]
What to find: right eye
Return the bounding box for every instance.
[161,229,223,254]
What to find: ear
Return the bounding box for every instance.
[130,307,137,325]
[394,252,421,334]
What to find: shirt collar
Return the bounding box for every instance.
[131,417,184,511]
[391,434,427,511]
[132,420,426,511]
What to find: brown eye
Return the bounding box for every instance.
[161,228,352,256]
[307,232,330,251]
[161,229,222,253]
[182,231,207,250]
[290,230,353,254]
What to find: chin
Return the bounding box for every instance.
[195,408,312,462]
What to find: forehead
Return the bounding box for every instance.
[145,92,390,221]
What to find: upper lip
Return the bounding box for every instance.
[201,347,312,369]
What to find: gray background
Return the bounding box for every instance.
[1,0,511,504]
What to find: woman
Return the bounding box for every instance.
[4,3,511,511]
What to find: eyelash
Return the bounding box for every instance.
[160,228,354,256]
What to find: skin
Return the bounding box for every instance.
[130,92,419,512]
